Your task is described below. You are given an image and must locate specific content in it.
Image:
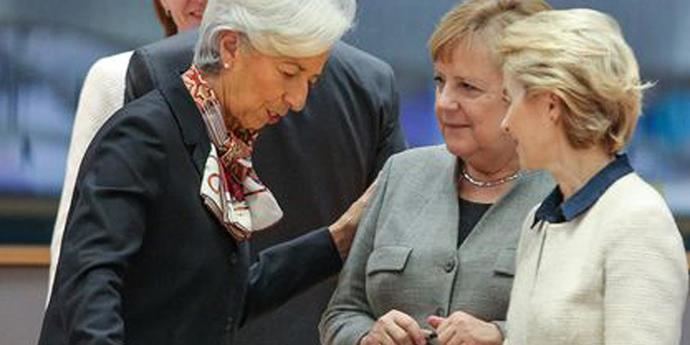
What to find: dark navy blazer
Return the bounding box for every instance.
[38,71,342,345]
[123,31,407,345]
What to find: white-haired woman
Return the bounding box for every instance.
[499,9,688,345]
[38,1,362,345]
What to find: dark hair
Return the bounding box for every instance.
[153,0,178,37]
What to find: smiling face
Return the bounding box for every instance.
[159,0,207,32]
[214,32,329,131]
[433,40,516,163]
[501,75,561,170]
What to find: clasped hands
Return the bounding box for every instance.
[360,309,502,345]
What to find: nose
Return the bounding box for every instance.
[436,86,458,112]
[284,80,309,112]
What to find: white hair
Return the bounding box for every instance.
[193,0,356,74]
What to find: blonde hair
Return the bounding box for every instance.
[500,9,650,153]
[428,0,551,63]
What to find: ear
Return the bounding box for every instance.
[545,92,563,123]
[217,31,242,68]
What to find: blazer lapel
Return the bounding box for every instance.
[402,155,459,248]
[159,73,210,177]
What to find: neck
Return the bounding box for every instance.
[458,152,520,203]
[202,71,241,132]
[463,151,520,182]
[547,145,613,200]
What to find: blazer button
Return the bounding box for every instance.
[225,316,234,331]
[443,259,456,273]
[230,253,238,264]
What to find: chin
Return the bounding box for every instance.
[444,140,476,159]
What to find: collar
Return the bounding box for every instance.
[532,154,633,228]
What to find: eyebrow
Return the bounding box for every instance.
[434,70,486,86]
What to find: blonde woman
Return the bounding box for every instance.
[499,9,688,345]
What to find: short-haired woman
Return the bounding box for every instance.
[320,1,553,345]
[39,1,359,345]
[499,8,688,345]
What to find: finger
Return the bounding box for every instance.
[392,313,426,345]
[359,179,378,207]
[436,326,457,345]
[427,315,445,330]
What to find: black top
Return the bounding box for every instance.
[457,198,492,247]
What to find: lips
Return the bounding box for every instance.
[443,123,470,129]
[266,110,282,125]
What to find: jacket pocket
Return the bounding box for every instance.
[366,246,412,275]
[493,247,516,277]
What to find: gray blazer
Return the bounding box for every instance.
[320,145,554,345]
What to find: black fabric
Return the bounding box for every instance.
[122,33,407,345]
[38,76,344,345]
[457,198,492,248]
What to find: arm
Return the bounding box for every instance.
[48,109,167,345]
[319,160,394,345]
[603,204,688,345]
[242,182,377,323]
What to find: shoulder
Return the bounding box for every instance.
[594,173,681,246]
[601,173,675,224]
[380,145,454,186]
[133,30,197,74]
[387,145,453,170]
[82,51,134,96]
[88,51,134,75]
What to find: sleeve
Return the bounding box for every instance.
[51,109,167,345]
[48,52,132,304]
[602,203,688,345]
[242,227,343,324]
[124,49,155,104]
[319,159,394,345]
[371,65,407,181]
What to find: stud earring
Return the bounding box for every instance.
[223,62,230,69]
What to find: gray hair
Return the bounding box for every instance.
[193,0,356,74]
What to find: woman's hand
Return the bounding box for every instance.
[427,312,502,345]
[328,180,378,259]
[360,310,428,345]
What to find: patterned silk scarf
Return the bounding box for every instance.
[182,65,283,241]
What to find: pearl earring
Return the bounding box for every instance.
[223,62,230,69]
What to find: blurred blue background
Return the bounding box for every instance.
[1,0,689,244]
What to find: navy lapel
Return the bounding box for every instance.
[158,73,210,177]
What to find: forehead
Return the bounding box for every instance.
[433,39,501,82]
[246,48,329,74]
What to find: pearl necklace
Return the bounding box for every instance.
[460,168,520,188]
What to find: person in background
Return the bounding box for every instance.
[39,1,362,345]
[47,0,207,300]
[499,8,688,345]
[319,1,553,345]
